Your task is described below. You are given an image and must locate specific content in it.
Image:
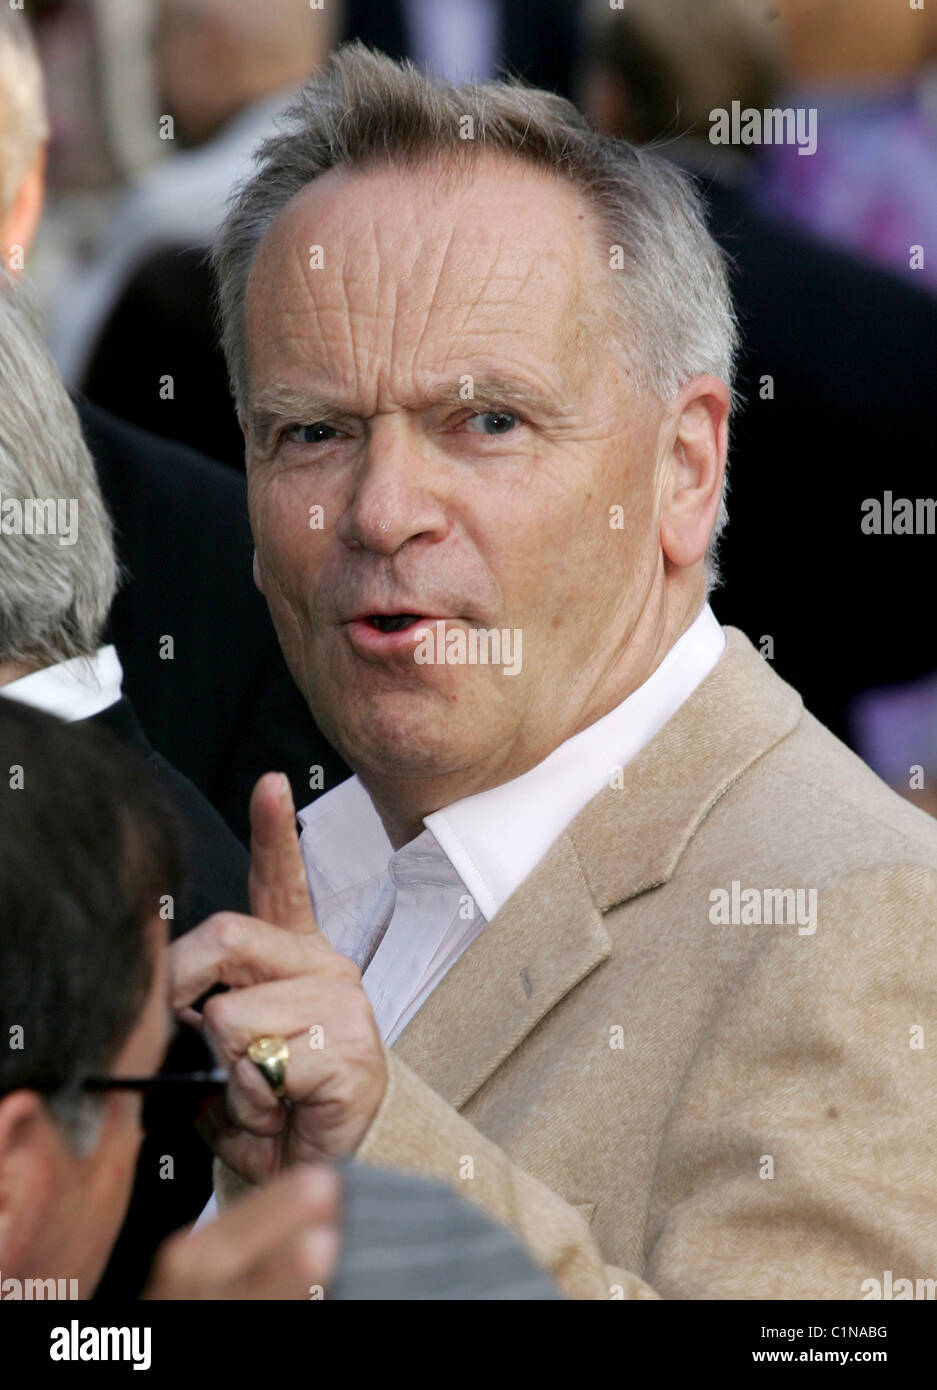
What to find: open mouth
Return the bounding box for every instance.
[364,614,425,633]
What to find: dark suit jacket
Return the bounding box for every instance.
[78,399,349,845]
[90,695,248,1299]
[701,175,937,741]
[80,249,244,471]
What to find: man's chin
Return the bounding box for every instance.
[331,702,488,784]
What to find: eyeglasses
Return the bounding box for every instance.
[82,1070,227,1129]
[1,1070,228,1131]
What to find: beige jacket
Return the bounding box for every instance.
[217,628,937,1299]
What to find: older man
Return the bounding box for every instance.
[181,43,937,1299]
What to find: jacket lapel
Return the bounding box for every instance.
[393,830,611,1108]
[568,627,804,912]
[392,628,804,1108]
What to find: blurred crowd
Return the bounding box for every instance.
[27,0,937,319]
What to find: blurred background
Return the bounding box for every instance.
[6,0,937,815]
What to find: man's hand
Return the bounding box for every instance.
[143,1165,341,1299]
[170,772,387,1182]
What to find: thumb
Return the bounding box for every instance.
[248,772,320,933]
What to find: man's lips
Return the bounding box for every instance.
[356,613,427,633]
[345,608,448,626]
[343,612,452,657]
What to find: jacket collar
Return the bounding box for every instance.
[392,628,803,1107]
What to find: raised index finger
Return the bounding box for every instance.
[248,772,321,934]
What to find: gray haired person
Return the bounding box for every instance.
[185,44,937,1300]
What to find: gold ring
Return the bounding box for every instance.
[246,1035,290,1098]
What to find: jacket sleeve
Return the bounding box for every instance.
[352,1046,658,1300]
[213,1050,658,1300]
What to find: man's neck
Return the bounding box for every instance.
[361,590,707,850]
[0,659,41,688]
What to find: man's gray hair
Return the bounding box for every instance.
[213,41,737,583]
[0,11,48,219]
[0,274,118,667]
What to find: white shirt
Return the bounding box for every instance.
[0,645,123,722]
[300,605,726,1046]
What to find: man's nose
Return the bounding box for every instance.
[336,418,449,555]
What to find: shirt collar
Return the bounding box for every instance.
[425,604,725,919]
[298,606,726,920]
[298,773,392,898]
[0,645,123,722]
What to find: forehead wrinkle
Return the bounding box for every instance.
[322,233,361,394]
[384,231,406,415]
[409,217,461,373]
[247,235,334,391]
[255,162,609,418]
[443,224,587,387]
[381,183,569,385]
[331,209,412,412]
[447,253,516,353]
[288,190,396,368]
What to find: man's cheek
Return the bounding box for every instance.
[255,512,313,600]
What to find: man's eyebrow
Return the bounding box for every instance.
[249,389,337,445]
[248,375,573,441]
[456,374,572,418]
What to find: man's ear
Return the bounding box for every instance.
[0,1090,57,1275]
[252,550,264,595]
[657,374,730,571]
[1,145,46,270]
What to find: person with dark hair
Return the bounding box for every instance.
[0,698,240,1297]
[0,701,338,1298]
[0,271,250,1294]
[0,706,184,1163]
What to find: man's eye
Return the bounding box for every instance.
[463,410,518,436]
[285,423,342,445]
